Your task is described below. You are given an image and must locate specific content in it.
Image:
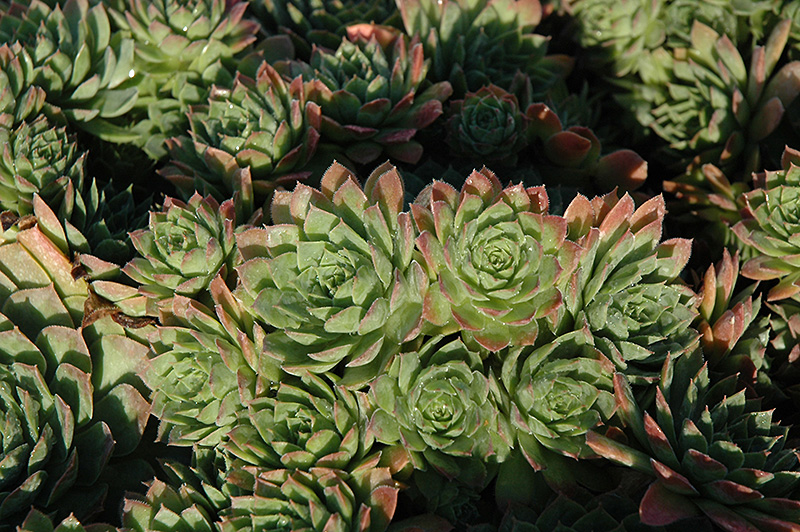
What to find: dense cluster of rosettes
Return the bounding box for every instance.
[4,0,800,531]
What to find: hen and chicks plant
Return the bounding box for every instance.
[3,0,800,530]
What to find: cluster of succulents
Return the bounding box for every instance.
[7,0,800,530]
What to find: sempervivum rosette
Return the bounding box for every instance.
[220,373,397,531]
[396,0,572,98]
[106,0,261,157]
[732,155,800,302]
[444,84,533,166]
[121,479,219,532]
[276,30,452,165]
[571,0,668,78]
[108,0,259,98]
[0,43,46,129]
[0,115,85,216]
[144,276,278,447]
[588,348,800,531]
[161,61,321,204]
[0,0,138,133]
[225,372,374,475]
[368,336,509,483]
[235,162,426,387]
[571,0,775,79]
[121,447,233,531]
[632,20,800,180]
[122,194,236,308]
[219,458,398,532]
[412,167,581,351]
[498,328,614,470]
[0,196,150,528]
[560,191,698,389]
[693,249,770,382]
[251,0,401,59]
[466,491,663,532]
[56,177,151,266]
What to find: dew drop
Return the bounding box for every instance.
[182,26,188,32]
[128,68,135,78]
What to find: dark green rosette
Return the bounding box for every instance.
[588,349,800,531]
[219,373,399,532]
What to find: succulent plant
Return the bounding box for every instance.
[235,161,426,387]
[220,374,400,531]
[0,195,150,528]
[413,167,580,350]
[560,191,698,389]
[662,0,780,48]
[144,276,278,447]
[527,102,648,192]
[121,446,235,532]
[467,491,667,532]
[588,348,800,531]
[0,115,85,216]
[368,336,508,482]
[630,19,800,180]
[732,147,800,302]
[662,161,754,262]
[571,0,779,79]
[693,248,770,382]
[58,177,151,265]
[225,371,374,476]
[395,0,572,98]
[122,193,236,306]
[571,0,668,78]
[0,42,47,129]
[401,468,486,528]
[251,0,401,59]
[219,455,399,532]
[121,477,221,532]
[0,0,139,135]
[108,0,259,98]
[498,329,615,469]
[17,510,116,532]
[276,30,452,165]
[106,0,261,158]
[161,61,321,204]
[444,84,533,166]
